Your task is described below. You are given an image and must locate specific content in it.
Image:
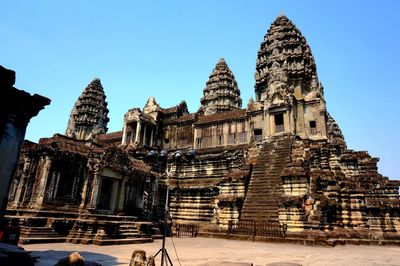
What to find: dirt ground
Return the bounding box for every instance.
[22,237,400,266]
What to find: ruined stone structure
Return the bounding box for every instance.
[0,65,50,218]
[6,15,400,245]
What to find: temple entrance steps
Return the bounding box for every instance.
[5,210,154,245]
[19,226,67,244]
[240,135,293,222]
[66,215,154,245]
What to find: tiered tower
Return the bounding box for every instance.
[199,58,242,115]
[255,14,319,104]
[252,15,329,140]
[65,78,109,140]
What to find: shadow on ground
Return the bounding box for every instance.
[29,250,119,266]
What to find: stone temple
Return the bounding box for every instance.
[6,15,400,245]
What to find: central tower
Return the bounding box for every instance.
[252,15,327,140]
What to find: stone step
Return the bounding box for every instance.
[98,237,153,245]
[240,136,293,223]
[19,237,67,245]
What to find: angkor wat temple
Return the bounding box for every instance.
[6,15,400,245]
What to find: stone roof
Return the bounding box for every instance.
[39,134,91,156]
[175,113,196,123]
[96,131,122,140]
[196,109,246,125]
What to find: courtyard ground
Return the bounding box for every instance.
[22,237,400,266]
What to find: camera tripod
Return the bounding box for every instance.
[154,187,173,266]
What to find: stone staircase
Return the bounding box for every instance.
[19,226,67,244]
[240,135,293,222]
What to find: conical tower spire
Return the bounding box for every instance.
[199,58,242,115]
[65,78,109,140]
[255,15,318,103]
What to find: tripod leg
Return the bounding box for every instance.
[154,248,162,257]
[165,250,173,266]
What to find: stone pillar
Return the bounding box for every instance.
[88,169,101,209]
[0,65,50,218]
[31,156,52,207]
[319,110,327,138]
[264,110,270,137]
[297,101,305,136]
[110,180,118,212]
[44,170,57,202]
[135,121,141,144]
[284,109,290,134]
[121,124,127,145]
[117,180,127,211]
[79,171,91,210]
[142,124,147,145]
[194,127,199,148]
[149,128,154,147]
[12,157,31,206]
[130,123,136,144]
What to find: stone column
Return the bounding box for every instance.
[149,127,154,147]
[142,124,147,145]
[88,169,101,209]
[109,180,118,212]
[121,124,127,145]
[79,171,91,210]
[130,123,136,144]
[285,109,291,134]
[117,180,127,211]
[32,156,52,208]
[135,121,141,144]
[296,101,305,136]
[12,157,31,206]
[0,66,50,218]
[319,110,327,138]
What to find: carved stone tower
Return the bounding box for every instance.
[65,78,109,140]
[199,58,242,115]
[255,14,318,104]
[253,15,328,140]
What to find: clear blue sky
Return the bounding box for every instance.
[1,1,399,180]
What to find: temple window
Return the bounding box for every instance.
[164,138,169,148]
[227,133,236,145]
[196,137,202,148]
[216,124,224,146]
[227,122,236,145]
[309,120,317,135]
[218,135,224,146]
[254,128,262,141]
[238,120,247,143]
[274,113,284,133]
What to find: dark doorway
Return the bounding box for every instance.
[274,113,284,133]
[98,178,113,210]
[310,120,317,135]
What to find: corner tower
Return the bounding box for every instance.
[199,58,242,115]
[65,78,109,140]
